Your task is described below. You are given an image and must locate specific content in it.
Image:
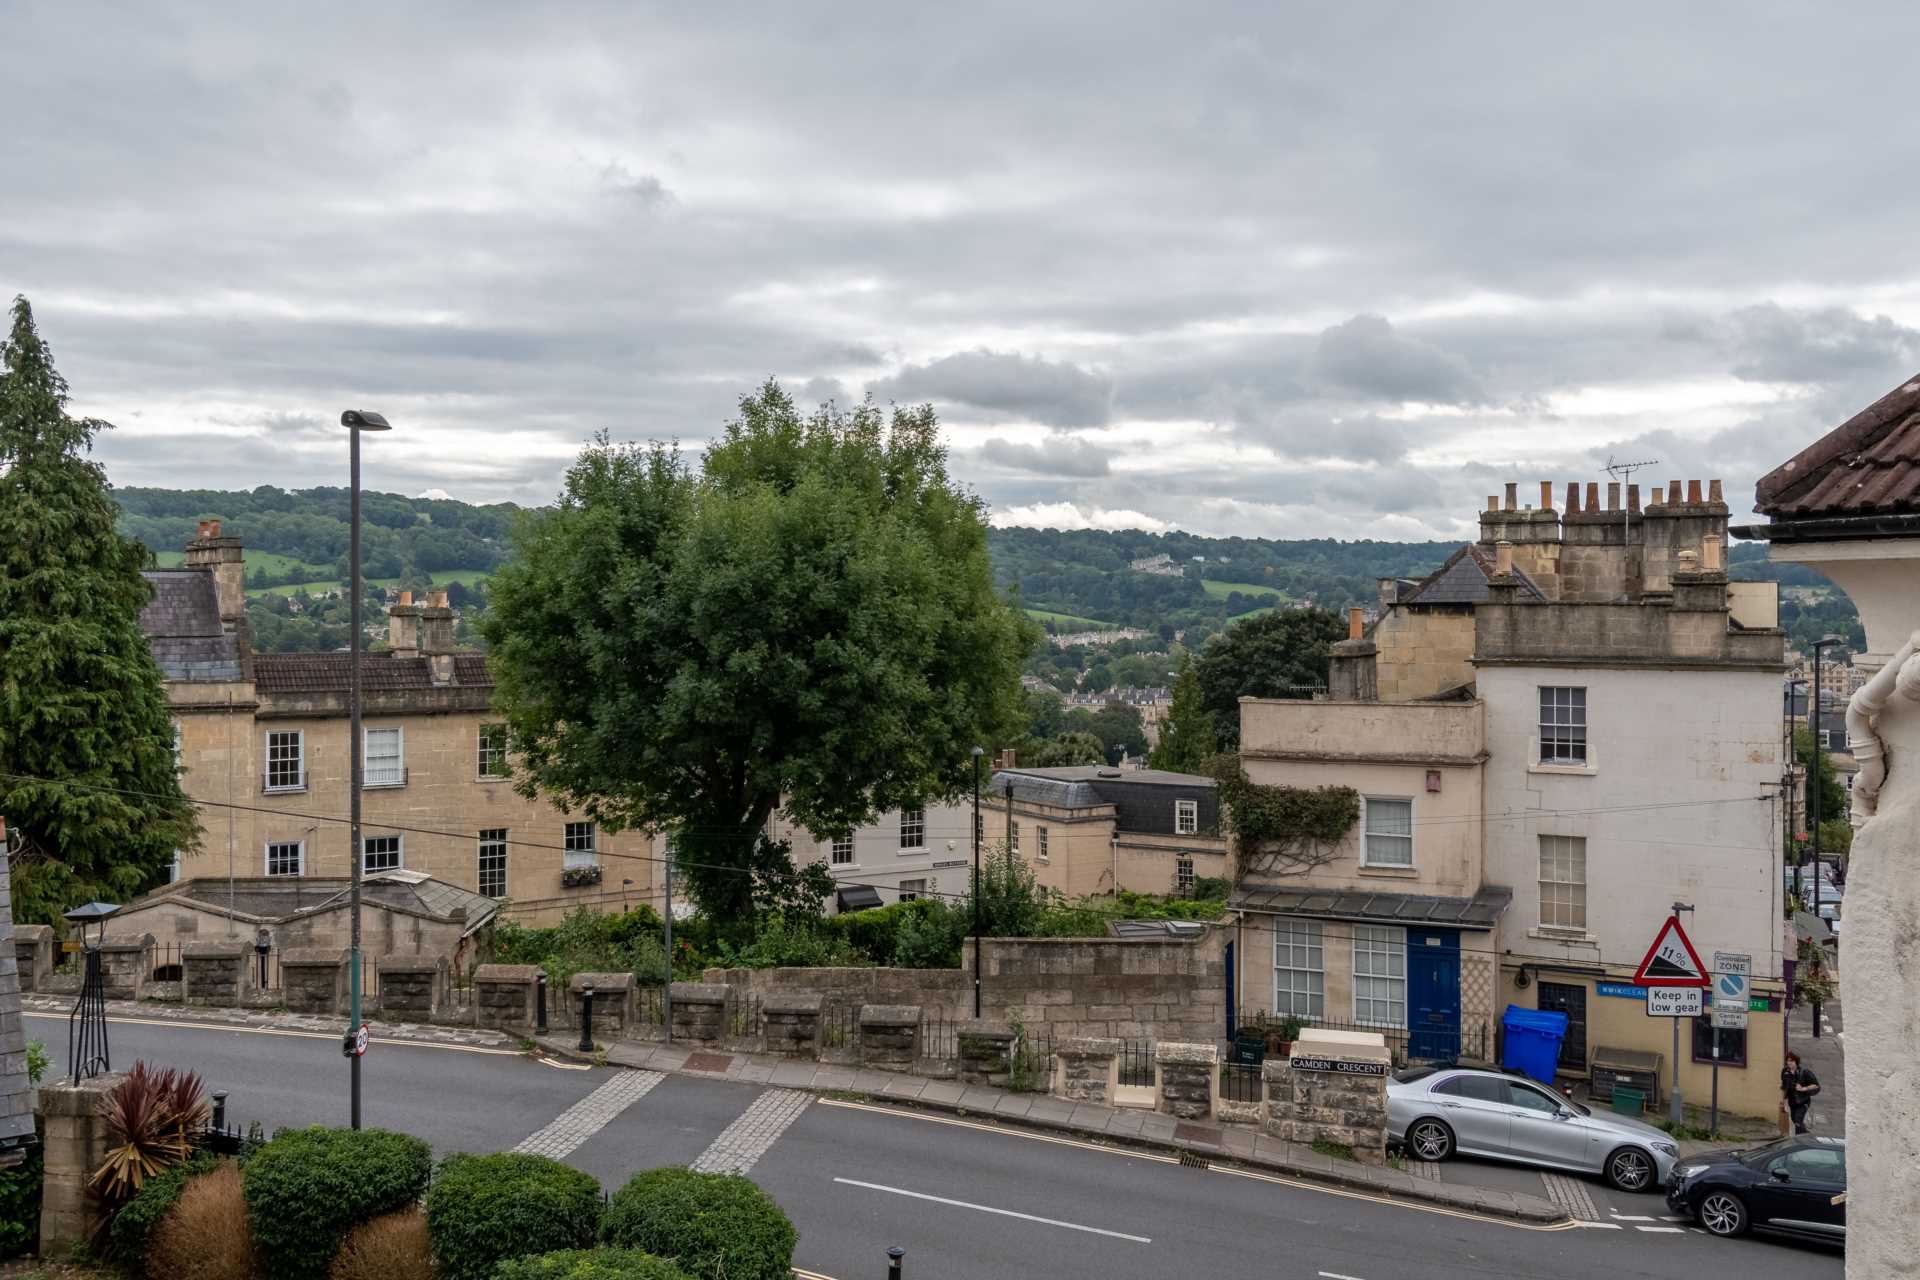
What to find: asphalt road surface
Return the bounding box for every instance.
[35,1011,1847,1280]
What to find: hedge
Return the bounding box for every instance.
[493,1248,696,1280]
[426,1153,603,1280]
[241,1127,432,1280]
[601,1170,795,1280]
[108,1148,222,1264]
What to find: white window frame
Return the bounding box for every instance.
[898,879,926,902]
[1538,834,1588,931]
[1036,826,1049,863]
[564,822,598,870]
[899,809,926,851]
[1273,919,1325,1019]
[1176,857,1194,894]
[830,835,855,866]
[264,730,305,792]
[1175,799,1199,835]
[1352,924,1407,1028]
[264,840,303,877]
[361,834,403,874]
[478,828,509,899]
[1361,796,1414,868]
[1538,686,1588,766]
[362,726,405,788]
[477,723,509,779]
[1008,820,1020,853]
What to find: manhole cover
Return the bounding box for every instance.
[683,1051,733,1073]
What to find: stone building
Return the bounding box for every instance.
[1231,479,1789,1118]
[800,763,1229,909]
[143,523,661,924]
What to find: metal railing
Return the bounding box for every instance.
[1117,1040,1155,1087]
[1219,1062,1263,1104]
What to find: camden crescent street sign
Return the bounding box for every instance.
[1289,1054,1389,1077]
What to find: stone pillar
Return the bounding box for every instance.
[1261,1034,1391,1165]
[572,972,635,1043]
[473,964,539,1030]
[0,829,32,1161]
[1052,1037,1120,1105]
[1841,630,1920,1280]
[957,1024,1016,1085]
[181,941,250,1006]
[377,958,443,1020]
[762,994,823,1058]
[1155,1041,1218,1120]
[13,925,52,993]
[96,934,154,1000]
[859,1005,921,1070]
[279,948,349,1015]
[669,982,727,1044]
[37,1074,123,1252]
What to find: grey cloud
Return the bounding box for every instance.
[972,436,1111,477]
[871,350,1113,428]
[1723,303,1920,386]
[1308,315,1486,406]
[600,162,674,208]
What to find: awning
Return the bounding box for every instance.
[1228,882,1512,931]
[836,886,883,912]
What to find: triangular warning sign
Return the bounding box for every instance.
[1633,916,1709,987]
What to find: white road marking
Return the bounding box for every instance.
[1635,1225,1685,1234]
[539,1057,591,1071]
[1319,1272,1370,1280]
[1609,1213,1656,1221]
[833,1177,1152,1243]
[1573,1222,1623,1229]
[513,1070,664,1159]
[25,1010,522,1055]
[691,1089,813,1176]
[1660,1215,1690,1222]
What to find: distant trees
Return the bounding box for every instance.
[1148,657,1217,774]
[1195,608,1348,747]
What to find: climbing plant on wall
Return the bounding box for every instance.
[1205,755,1360,880]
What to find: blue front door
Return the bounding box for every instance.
[1406,928,1461,1062]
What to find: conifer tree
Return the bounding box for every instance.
[0,297,197,922]
[1149,653,1218,774]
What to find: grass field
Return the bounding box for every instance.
[249,567,495,597]
[1024,606,1119,629]
[152,548,335,579]
[1199,578,1288,601]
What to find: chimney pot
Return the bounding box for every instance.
[1584,482,1599,511]
[1677,549,1699,570]
[1708,478,1724,503]
[195,520,209,540]
[1627,483,1641,513]
[1607,481,1620,511]
[1668,479,1682,506]
[1347,607,1364,641]
[1687,479,1703,504]
[398,590,413,606]
[1495,540,1514,576]
[1564,482,1580,513]
[1486,495,1499,513]
[1539,481,1554,511]
[207,518,221,538]
[1503,482,1518,512]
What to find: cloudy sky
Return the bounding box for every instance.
[10,3,1920,540]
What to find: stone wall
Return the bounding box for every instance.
[670,983,727,1044]
[38,1075,121,1253]
[1053,1038,1119,1104]
[1155,1042,1217,1120]
[1262,1056,1389,1165]
[182,942,248,1006]
[97,936,153,1000]
[762,994,822,1058]
[704,965,970,1016]
[378,958,440,1019]
[859,1005,920,1070]
[958,1024,1015,1086]
[474,964,538,1030]
[571,972,634,1043]
[13,926,51,993]
[973,933,1227,1043]
[280,948,347,1015]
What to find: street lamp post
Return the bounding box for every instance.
[340,409,390,1129]
[971,746,984,1019]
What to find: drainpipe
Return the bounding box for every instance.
[1848,631,1919,819]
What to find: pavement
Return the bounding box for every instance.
[1792,992,1845,1137]
[28,1005,1846,1279]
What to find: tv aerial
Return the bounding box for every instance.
[1605,455,1659,536]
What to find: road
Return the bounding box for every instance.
[35,1012,1846,1280]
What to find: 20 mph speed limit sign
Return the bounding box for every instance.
[343,1024,370,1058]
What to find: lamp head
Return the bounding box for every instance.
[340,410,392,431]
[971,746,985,758]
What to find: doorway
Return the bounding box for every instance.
[1536,981,1588,1071]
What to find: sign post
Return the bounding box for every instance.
[1634,907,1707,1126]
[1708,953,1751,1137]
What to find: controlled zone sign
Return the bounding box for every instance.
[1633,915,1709,987]
[1647,987,1703,1017]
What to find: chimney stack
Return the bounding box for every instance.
[1503,482,1518,512]
[1539,481,1554,511]
[1708,478,1724,504]
[1584,481,1599,511]
[1495,540,1514,576]
[1347,607,1364,640]
[183,520,246,628]
[420,590,456,684]
[1677,549,1699,573]
[1627,484,1641,513]
[1486,495,1499,513]
[387,592,421,653]
[1667,480,1682,507]
[1564,482,1580,513]
[1701,537,1724,571]
[1687,479,1703,504]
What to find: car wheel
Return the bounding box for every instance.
[1698,1190,1749,1237]
[1406,1118,1453,1162]
[1605,1147,1656,1192]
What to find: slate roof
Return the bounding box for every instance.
[139,570,244,681]
[1228,882,1513,931]
[252,650,492,693]
[1756,373,1920,518]
[1398,544,1545,607]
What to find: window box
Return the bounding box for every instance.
[561,864,603,888]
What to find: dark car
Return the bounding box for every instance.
[1667,1135,1846,1245]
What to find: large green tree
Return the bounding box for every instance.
[483,383,1037,920]
[0,297,197,922]
[1194,607,1347,746]
[1148,655,1217,774]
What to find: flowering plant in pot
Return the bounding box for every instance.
[561,864,603,888]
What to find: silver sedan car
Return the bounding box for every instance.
[1387,1066,1679,1192]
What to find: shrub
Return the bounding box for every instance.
[494,1248,695,1280]
[93,1061,212,1211]
[725,915,865,969]
[242,1126,433,1280]
[331,1205,438,1280]
[426,1152,602,1280]
[145,1162,254,1280]
[109,1148,221,1263]
[488,906,669,987]
[601,1169,795,1280]
[0,1042,50,1261]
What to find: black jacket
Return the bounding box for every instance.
[1781,1065,1820,1099]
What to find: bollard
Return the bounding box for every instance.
[887,1246,904,1279]
[211,1090,228,1132]
[578,983,596,1053]
[536,973,549,1035]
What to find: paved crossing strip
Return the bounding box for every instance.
[514,1070,666,1159]
[1540,1172,1601,1221]
[691,1088,813,1175]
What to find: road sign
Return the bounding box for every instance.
[1712,968,1749,1029]
[1633,916,1709,987]
[1711,1005,1747,1029]
[1647,987,1703,1017]
[343,1024,370,1058]
[1712,951,1751,978]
